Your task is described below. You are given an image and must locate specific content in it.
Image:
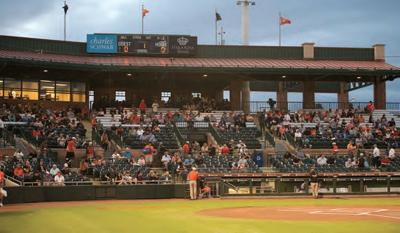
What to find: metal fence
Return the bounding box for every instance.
[249,101,400,113]
[215,176,400,196]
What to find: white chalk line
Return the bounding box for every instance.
[278,208,400,220]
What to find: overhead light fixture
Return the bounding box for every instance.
[43,69,48,73]
[127,73,132,77]
[356,76,362,80]
[282,75,286,79]
[203,74,208,78]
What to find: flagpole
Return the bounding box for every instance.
[215,9,218,45]
[279,12,282,47]
[63,0,67,41]
[141,4,144,34]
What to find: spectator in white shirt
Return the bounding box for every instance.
[49,164,60,177]
[137,127,144,136]
[112,151,121,160]
[161,152,171,169]
[13,150,24,160]
[388,148,396,159]
[54,172,65,186]
[345,158,353,168]
[294,129,302,142]
[372,144,381,168]
[373,145,380,157]
[237,157,248,169]
[317,154,327,166]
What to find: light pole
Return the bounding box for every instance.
[218,26,226,45]
[236,0,255,45]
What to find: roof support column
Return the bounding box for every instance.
[277,81,288,111]
[374,77,386,109]
[303,79,315,109]
[230,80,242,111]
[242,81,251,114]
[338,82,349,109]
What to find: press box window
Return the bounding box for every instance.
[161,91,171,103]
[72,82,86,103]
[40,80,55,101]
[22,81,38,100]
[192,92,201,98]
[115,91,126,101]
[56,81,71,102]
[4,78,21,99]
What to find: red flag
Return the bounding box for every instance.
[280,17,291,25]
[142,8,149,17]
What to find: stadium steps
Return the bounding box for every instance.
[274,139,291,156]
[15,137,38,156]
[82,120,93,140]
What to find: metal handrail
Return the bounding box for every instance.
[21,179,174,186]
[248,101,400,113]
[5,175,23,186]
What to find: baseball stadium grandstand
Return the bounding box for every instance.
[1,33,400,200]
[2,1,400,233]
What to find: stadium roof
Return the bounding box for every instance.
[1,50,399,76]
[0,35,400,76]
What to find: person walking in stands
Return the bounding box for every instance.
[187,166,199,200]
[66,137,76,163]
[372,144,381,168]
[309,166,319,199]
[139,99,147,114]
[143,143,155,165]
[366,101,375,113]
[182,141,190,155]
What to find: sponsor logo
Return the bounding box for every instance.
[87,34,117,53]
[177,37,189,46]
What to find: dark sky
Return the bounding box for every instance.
[0,0,399,101]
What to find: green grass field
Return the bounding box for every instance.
[0,198,399,233]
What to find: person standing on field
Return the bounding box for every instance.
[187,167,199,200]
[309,166,319,199]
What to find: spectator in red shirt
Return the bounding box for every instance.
[367,101,375,113]
[14,164,24,181]
[143,143,155,165]
[221,144,230,156]
[182,141,190,154]
[332,142,339,155]
[32,128,41,141]
[139,99,147,114]
[66,137,76,162]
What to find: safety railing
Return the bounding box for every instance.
[216,176,400,196]
[248,101,400,113]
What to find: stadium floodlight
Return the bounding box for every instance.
[236,0,256,45]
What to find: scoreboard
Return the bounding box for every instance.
[87,34,197,56]
[117,35,169,55]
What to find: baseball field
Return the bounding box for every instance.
[0,197,399,233]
